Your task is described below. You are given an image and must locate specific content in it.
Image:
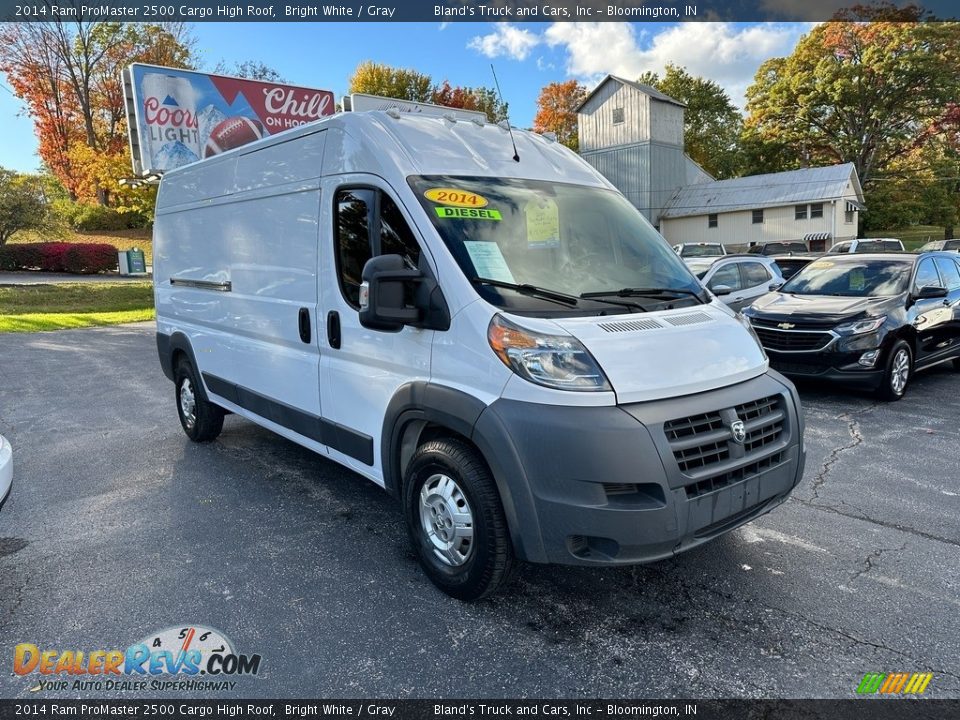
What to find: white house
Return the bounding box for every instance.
[575,76,866,250]
[658,164,865,251]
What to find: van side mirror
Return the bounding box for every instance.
[359,254,451,332]
[711,284,733,296]
[768,281,784,292]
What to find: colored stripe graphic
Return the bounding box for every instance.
[857,672,933,694]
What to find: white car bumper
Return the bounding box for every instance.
[0,435,11,511]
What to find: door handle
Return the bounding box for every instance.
[327,311,341,349]
[298,308,311,344]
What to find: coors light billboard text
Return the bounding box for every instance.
[123,63,335,176]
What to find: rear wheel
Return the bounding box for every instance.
[175,358,225,442]
[403,438,514,601]
[877,341,912,401]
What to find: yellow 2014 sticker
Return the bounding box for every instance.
[435,207,502,221]
[808,260,835,270]
[425,188,489,208]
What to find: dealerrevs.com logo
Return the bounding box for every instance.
[13,625,262,693]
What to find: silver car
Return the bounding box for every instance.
[696,255,784,312]
[0,435,11,512]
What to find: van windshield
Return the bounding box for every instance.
[408,176,705,314]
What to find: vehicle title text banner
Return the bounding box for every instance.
[2,0,958,23]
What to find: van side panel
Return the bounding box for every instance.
[155,132,327,421]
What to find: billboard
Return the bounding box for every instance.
[344,93,488,123]
[123,63,335,177]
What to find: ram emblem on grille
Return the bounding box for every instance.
[730,419,747,444]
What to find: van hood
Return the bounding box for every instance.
[551,303,767,404]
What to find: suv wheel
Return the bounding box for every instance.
[877,341,912,401]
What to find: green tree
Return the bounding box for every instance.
[0,169,51,245]
[743,8,960,188]
[638,65,743,179]
[348,61,432,102]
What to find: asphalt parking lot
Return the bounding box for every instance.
[1,323,959,699]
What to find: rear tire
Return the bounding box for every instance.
[175,358,225,442]
[403,438,514,601]
[876,341,912,401]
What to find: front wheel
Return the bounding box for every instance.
[876,341,912,401]
[403,438,514,601]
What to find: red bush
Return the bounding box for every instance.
[0,242,118,274]
[62,244,119,274]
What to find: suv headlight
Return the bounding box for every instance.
[487,314,611,392]
[835,317,885,335]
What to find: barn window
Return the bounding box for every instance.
[845,208,855,224]
[752,209,764,224]
[811,203,824,219]
[795,205,807,220]
[708,214,718,228]
[612,107,625,124]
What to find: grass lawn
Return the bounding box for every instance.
[10,227,154,265]
[866,225,945,251]
[0,282,154,332]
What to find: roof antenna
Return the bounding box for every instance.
[490,64,519,162]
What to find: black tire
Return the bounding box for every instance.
[876,340,912,401]
[174,358,225,442]
[403,438,514,601]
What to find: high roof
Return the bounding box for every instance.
[661,163,864,219]
[576,75,686,113]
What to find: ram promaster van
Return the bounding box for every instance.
[154,111,806,600]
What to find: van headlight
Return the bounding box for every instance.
[735,311,767,359]
[487,314,611,392]
[835,317,886,335]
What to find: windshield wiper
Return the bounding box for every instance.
[581,287,705,303]
[471,277,579,306]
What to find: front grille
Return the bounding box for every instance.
[685,452,785,499]
[754,326,834,352]
[737,396,784,453]
[770,360,826,376]
[664,395,786,476]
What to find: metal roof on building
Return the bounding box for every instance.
[661,163,864,219]
[576,75,686,113]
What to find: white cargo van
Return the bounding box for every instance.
[154,111,806,600]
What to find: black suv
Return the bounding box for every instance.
[743,252,960,400]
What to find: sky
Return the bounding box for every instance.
[0,21,813,174]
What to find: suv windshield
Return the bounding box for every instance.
[681,245,724,257]
[408,176,704,313]
[781,258,912,297]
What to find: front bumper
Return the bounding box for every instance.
[473,372,805,566]
[0,436,12,512]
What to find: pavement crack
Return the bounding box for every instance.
[789,496,960,548]
[810,412,863,500]
[848,542,907,583]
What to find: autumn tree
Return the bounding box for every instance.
[430,80,508,123]
[348,61,432,103]
[638,65,743,179]
[0,20,194,206]
[533,80,587,151]
[0,169,51,246]
[743,7,960,188]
